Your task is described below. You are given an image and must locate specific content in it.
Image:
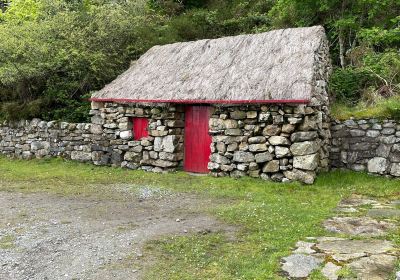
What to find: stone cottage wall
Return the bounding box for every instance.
[0,102,185,172]
[330,118,400,177]
[208,104,331,184]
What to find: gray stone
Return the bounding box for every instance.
[376,144,391,157]
[124,152,141,161]
[290,131,318,142]
[162,135,177,153]
[120,130,133,140]
[367,157,388,174]
[283,169,315,184]
[282,124,295,134]
[255,152,273,163]
[262,125,281,136]
[316,239,394,255]
[367,130,381,137]
[90,124,103,134]
[321,262,341,280]
[258,112,270,122]
[299,116,317,131]
[231,170,246,178]
[71,151,92,162]
[248,144,268,152]
[246,111,257,119]
[230,110,247,119]
[390,163,400,176]
[262,160,280,173]
[348,254,397,280]
[323,216,395,236]
[290,141,319,156]
[225,128,242,136]
[350,129,366,137]
[281,254,322,278]
[293,154,319,171]
[233,151,255,163]
[207,162,220,171]
[224,119,238,129]
[381,128,395,135]
[331,253,367,262]
[367,208,400,218]
[210,154,230,165]
[268,136,290,146]
[248,136,266,144]
[275,146,290,158]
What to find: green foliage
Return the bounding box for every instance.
[330,68,370,104]
[0,0,399,121]
[384,97,400,120]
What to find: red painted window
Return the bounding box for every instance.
[132,118,149,140]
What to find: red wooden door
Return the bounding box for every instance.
[184,106,212,173]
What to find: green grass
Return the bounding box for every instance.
[331,96,400,121]
[0,157,399,279]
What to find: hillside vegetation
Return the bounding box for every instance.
[0,0,399,121]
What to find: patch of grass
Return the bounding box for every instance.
[0,234,16,250]
[0,157,400,279]
[331,96,400,121]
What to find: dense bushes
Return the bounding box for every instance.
[0,0,399,121]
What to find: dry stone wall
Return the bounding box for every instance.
[208,104,331,184]
[330,118,400,177]
[0,102,185,173]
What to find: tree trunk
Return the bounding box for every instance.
[338,30,346,69]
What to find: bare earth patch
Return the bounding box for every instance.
[0,188,235,280]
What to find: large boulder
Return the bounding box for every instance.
[255,152,273,163]
[284,169,316,184]
[290,141,320,156]
[367,157,388,174]
[262,160,279,173]
[71,151,92,162]
[293,154,319,171]
[233,151,255,163]
[268,136,290,146]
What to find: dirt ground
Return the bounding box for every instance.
[0,186,234,280]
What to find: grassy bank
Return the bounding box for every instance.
[0,157,399,279]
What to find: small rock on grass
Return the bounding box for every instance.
[321,262,341,280]
[293,241,316,254]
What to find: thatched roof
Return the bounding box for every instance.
[91,26,329,104]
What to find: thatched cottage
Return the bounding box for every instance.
[90,26,331,184]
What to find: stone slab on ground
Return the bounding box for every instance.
[323,216,395,236]
[316,239,395,255]
[347,254,397,280]
[281,254,322,278]
[367,208,400,218]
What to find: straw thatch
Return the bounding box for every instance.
[92,26,329,103]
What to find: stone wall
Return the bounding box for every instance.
[0,102,185,173]
[330,118,400,177]
[208,104,331,184]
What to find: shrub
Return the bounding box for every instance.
[329,68,370,104]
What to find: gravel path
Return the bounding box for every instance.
[0,188,233,280]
